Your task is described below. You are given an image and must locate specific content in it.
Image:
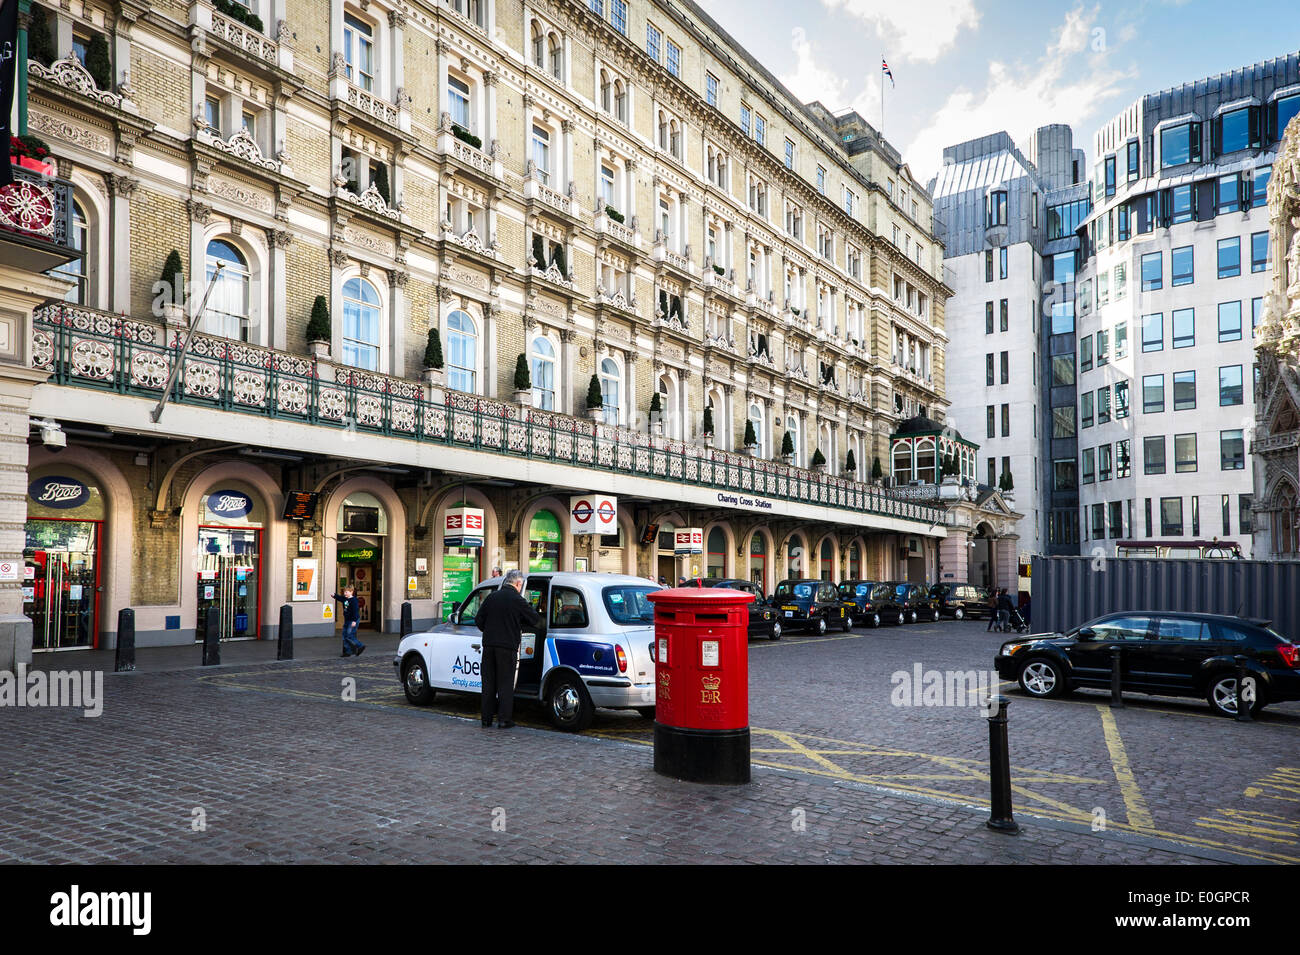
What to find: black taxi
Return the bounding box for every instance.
[772,578,849,635]
[837,580,903,628]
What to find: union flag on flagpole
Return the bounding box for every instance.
[881,57,895,88]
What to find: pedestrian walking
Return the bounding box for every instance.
[490,567,502,577]
[995,588,1014,633]
[332,585,365,657]
[986,588,998,631]
[474,569,543,728]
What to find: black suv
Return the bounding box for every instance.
[889,582,940,624]
[838,580,902,628]
[929,582,990,620]
[693,578,781,640]
[772,579,849,635]
[995,611,1300,717]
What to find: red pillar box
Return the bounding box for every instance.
[646,587,752,784]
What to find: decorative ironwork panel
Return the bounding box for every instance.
[555,433,573,459]
[530,430,552,456]
[278,380,310,415]
[452,411,476,442]
[668,456,682,479]
[232,369,268,407]
[424,406,448,438]
[652,451,667,475]
[355,394,384,427]
[480,416,502,447]
[391,400,417,433]
[318,387,347,420]
[506,420,527,452]
[182,359,221,398]
[635,448,649,472]
[31,329,54,371]
[70,338,114,381]
[576,437,594,463]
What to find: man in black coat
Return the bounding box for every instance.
[474,568,543,728]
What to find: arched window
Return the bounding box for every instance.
[748,403,765,457]
[614,80,626,122]
[915,437,936,484]
[849,542,861,578]
[205,239,250,341]
[1277,485,1297,555]
[892,441,913,484]
[530,337,556,410]
[785,415,801,467]
[707,527,726,577]
[52,199,87,304]
[446,310,477,393]
[657,111,668,150]
[600,70,611,113]
[549,33,563,80]
[749,532,767,592]
[342,277,380,370]
[531,22,545,67]
[599,357,621,425]
[819,537,834,580]
[657,376,673,436]
[787,533,805,576]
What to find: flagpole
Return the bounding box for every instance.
[880,53,884,134]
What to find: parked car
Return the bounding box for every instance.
[691,577,781,640]
[837,580,902,628]
[929,582,991,620]
[393,573,659,731]
[772,578,850,634]
[994,611,1300,717]
[890,581,940,623]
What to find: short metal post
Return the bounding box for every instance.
[202,611,221,666]
[400,601,413,637]
[1109,645,1124,708]
[277,604,293,661]
[114,608,136,673]
[1234,654,1253,723]
[985,695,1019,833]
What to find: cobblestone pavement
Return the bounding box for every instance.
[1,621,1296,864]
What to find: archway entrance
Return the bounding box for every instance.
[196,482,265,641]
[337,491,388,631]
[970,523,995,590]
[25,468,105,650]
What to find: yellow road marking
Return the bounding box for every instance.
[1097,705,1156,832]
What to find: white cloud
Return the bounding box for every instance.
[905,6,1135,183]
[779,27,881,118]
[820,0,981,63]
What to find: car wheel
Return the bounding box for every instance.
[908,610,918,624]
[402,655,435,706]
[896,610,906,626]
[870,612,881,628]
[932,608,941,622]
[841,613,853,632]
[815,616,828,636]
[636,706,656,721]
[770,619,782,641]
[1206,673,1264,718]
[1018,657,1065,698]
[546,674,594,732]
[954,607,965,621]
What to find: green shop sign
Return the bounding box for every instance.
[337,547,377,562]
[528,510,562,543]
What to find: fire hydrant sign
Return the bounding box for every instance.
[701,640,719,667]
[569,494,617,535]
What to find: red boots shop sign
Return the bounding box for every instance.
[569,494,617,535]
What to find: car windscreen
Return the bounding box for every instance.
[776,583,814,599]
[929,584,950,596]
[602,586,658,625]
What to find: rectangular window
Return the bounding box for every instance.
[1166,378,1197,421]
[1053,406,1076,438]
[985,301,994,335]
[1098,272,1110,306]
[1115,381,1129,418]
[1145,498,1153,537]
[1141,252,1162,291]
[986,405,995,439]
[783,138,795,170]
[1253,165,1272,207]
[646,23,661,61]
[1251,232,1269,272]
[740,105,751,136]
[1161,497,1183,536]
[1001,403,1010,437]
[1126,140,1140,181]
[816,165,826,194]
[1100,444,1113,482]
[1169,184,1195,224]
[1252,297,1264,337]
[999,247,1008,279]
[1218,105,1257,153]
[1000,351,1009,385]
[845,188,855,217]
[1217,173,1241,214]
[986,353,994,387]
[1220,430,1244,470]
[1117,439,1131,477]
[1171,308,1194,349]
[205,95,221,135]
[1097,385,1111,424]
[1052,355,1075,386]
[1081,391,1094,428]
[1144,436,1166,475]
[1080,335,1093,373]
[1223,494,1231,537]
[1160,122,1200,167]
[1142,313,1163,352]
[1051,302,1074,335]
[1117,203,1131,241]
[1115,321,1128,358]
[1240,494,1253,534]
[611,0,627,34]
[987,458,996,487]
[1219,365,1243,406]
[706,72,718,107]
[984,250,994,282]
[1104,155,1116,196]
[1218,301,1242,342]
[665,39,680,77]
[1171,246,1193,286]
[999,299,1008,332]
[1115,262,1128,300]
[1109,501,1123,538]
[343,13,375,92]
[755,114,766,145]
[1142,374,1164,414]
[1082,448,1095,484]
[1217,237,1241,278]
[1053,459,1077,491]
[987,191,1007,226]
[1175,433,1198,473]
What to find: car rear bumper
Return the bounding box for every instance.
[586,680,653,709]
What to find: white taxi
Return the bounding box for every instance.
[393,573,660,731]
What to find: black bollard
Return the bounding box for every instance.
[985,695,1019,833]
[1109,645,1124,708]
[277,604,294,661]
[400,601,413,637]
[114,608,136,673]
[1234,654,1253,723]
[202,611,221,666]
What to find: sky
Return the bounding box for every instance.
[697,0,1300,187]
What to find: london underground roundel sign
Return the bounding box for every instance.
[572,500,593,524]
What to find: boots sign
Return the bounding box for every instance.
[569,494,617,535]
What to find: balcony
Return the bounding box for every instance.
[31,305,945,528]
[595,208,638,251]
[0,163,80,273]
[437,116,503,183]
[524,164,578,220]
